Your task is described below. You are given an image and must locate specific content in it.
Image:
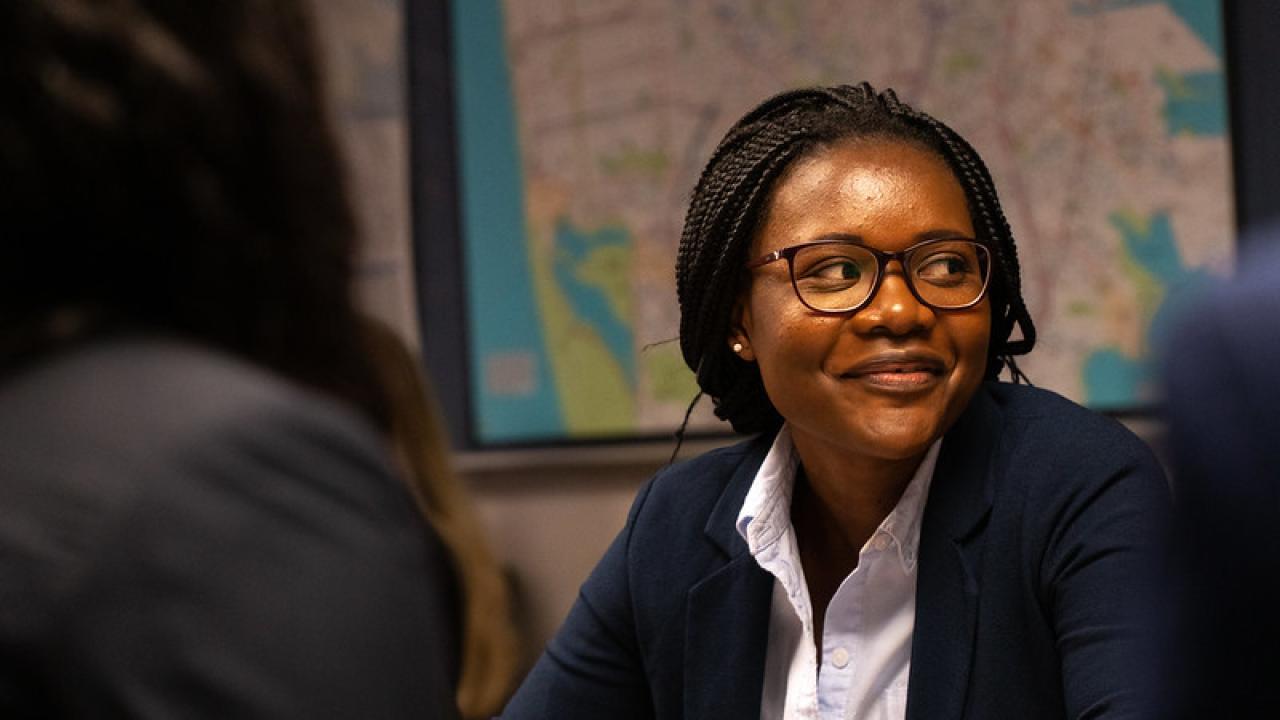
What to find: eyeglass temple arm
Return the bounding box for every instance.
[744,249,786,269]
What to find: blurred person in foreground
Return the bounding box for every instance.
[0,1,458,717]
[1157,236,1280,717]
[364,319,521,719]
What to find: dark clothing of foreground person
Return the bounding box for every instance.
[0,338,460,718]
[504,383,1167,719]
[1158,240,1280,718]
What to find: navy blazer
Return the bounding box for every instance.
[505,383,1170,719]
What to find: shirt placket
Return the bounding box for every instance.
[817,544,877,720]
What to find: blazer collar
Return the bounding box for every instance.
[701,396,997,556]
[702,432,774,559]
[907,385,1002,719]
[684,432,775,718]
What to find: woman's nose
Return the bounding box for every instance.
[851,266,934,336]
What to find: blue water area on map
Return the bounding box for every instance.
[1071,1,1226,139]
[1070,0,1222,56]
[1160,70,1228,136]
[1082,349,1148,409]
[1083,212,1212,407]
[553,220,636,388]
[453,0,563,442]
[1071,0,1225,408]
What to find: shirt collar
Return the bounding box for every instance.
[877,439,940,573]
[735,425,797,554]
[736,425,942,574]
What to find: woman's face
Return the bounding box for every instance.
[733,138,991,463]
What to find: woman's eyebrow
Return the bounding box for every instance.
[804,229,973,245]
[807,232,863,244]
[916,228,975,241]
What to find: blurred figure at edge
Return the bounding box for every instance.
[1157,234,1280,718]
[0,1,459,717]
[364,319,521,719]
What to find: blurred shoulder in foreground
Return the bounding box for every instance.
[1160,234,1280,717]
[0,336,458,718]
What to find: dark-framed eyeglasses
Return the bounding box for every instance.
[744,236,993,314]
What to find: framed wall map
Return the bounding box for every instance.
[417,0,1236,447]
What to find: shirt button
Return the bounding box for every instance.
[872,535,889,551]
[831,647,850,668]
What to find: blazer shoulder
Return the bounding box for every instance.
[981,383,1168,507]
[633,436,767,526]
[986,382,1156,464]
[615,434,770,588]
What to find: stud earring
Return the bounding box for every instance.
[732,342,744,353]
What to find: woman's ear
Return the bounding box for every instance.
[729,297,756,362]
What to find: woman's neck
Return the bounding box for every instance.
[790,430,925,551]
[788,430,927,641]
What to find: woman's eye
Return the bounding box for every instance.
[916,254,971,284]
[819,258,860,279]
[808,259,862,282]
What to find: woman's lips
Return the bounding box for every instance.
[840,354,947,391]
[858,369,939,389]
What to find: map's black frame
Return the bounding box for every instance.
[407,0,1279,452]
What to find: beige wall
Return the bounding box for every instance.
[463,458,650,666]
[455,437,740,660]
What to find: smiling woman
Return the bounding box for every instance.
[735,141,991,482]
[502,84,1171,720]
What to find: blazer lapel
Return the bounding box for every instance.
[906,388,1001,720]
[683,435,774,720]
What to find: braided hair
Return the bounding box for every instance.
[675,83,1036,437]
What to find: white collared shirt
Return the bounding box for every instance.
[737,426,940,720]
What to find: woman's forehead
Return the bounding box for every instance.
[752,138,972,252]
[779,137,957,199]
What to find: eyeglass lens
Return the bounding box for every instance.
[790,240,990,312]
